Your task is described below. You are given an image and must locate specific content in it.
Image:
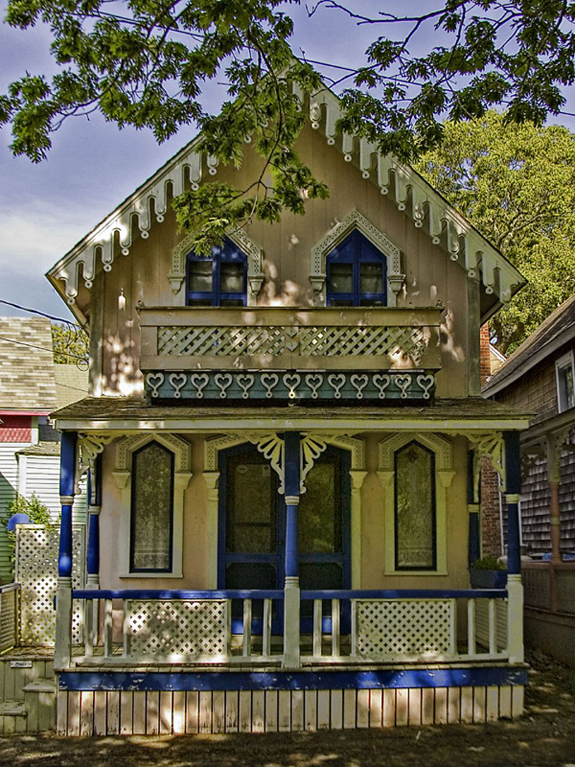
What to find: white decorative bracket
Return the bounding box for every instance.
[169,228,265,303]
[310,208,404,305]
[77,433,115,481]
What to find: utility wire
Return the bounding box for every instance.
[0,299,85,329]
[0,335,89,365]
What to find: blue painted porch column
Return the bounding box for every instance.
[283,432,301,669]
[467,448,480,567]
[504,430,524,664]
[55,431,77,670]
[86,454,102,587]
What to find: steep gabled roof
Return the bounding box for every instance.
[0,317,57,412]
[483,293,575,397]
[46,85,525,320]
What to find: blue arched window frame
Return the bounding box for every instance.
[326,229,387,307]
[186,238,247,306]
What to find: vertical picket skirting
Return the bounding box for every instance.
[55,684,525,735]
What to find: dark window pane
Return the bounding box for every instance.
[329,263,353,294]
[395,443,435,569]
[227,452,276,553]
[561,366,575,410]
[226,563,276,591]
[131,442,173,571]
[188,260,212,292]
[330,299,354,307]
[299,463,337,553]
[187,299,212,306]
[360,263,384,294]
[299,563,342,591]
[220,299,244,307]
[360,299,384,307]
[220,262,244,293]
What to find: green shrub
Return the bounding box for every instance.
[471,555,506,571]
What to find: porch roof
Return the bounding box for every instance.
[51,396,531,432]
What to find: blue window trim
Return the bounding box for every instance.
[129,441,175,574]
[394,440,437,572]
[186,237,247,306]
[326,229,387,307]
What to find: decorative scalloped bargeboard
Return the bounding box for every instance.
[145,370,435,401]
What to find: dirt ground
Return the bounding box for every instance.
[0,652,574,767]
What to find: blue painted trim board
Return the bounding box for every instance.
[71,588,507,600]
[59,667,528,692]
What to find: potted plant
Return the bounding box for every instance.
[469,556,508,589]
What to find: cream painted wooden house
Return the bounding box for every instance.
[0,87,532,735]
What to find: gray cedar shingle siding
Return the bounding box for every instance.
[0,317,57,411]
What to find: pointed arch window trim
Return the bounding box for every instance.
[326,229,388,308]
[114,433,192,578]
[310,209,405,305]
[186,238,248,307]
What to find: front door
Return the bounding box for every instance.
[218,443,351,630]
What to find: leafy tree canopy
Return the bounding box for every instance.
[417,111,575,354]
[1,1,575,250]
[51,322,89,366]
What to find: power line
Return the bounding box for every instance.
[0,299,85,329]
[0,335,89,365]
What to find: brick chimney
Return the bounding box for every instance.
[480,323,491,385]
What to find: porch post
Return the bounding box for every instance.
[86,454,102,587]
[55,431,77,670]
[467,448,480,566]
[504,431,524,664]
[283,431,301,669]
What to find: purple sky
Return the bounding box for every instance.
[1,1,574,324]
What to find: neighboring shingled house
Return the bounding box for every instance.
[483,294,575,557]
[0,317,89,582]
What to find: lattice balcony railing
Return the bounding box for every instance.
[139,306,442,372]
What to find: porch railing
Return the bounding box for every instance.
[63,588,511,668]
[73,590,284,665]
[0,583,20,653]
[139,306,442,373]
[523,562,575,615]
[300,590,509,664]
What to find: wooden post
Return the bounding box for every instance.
[467,448,480,567]
[54,431,77,671]
[86,457,102,648]
[504,431,524,664]
[283,432,301,669]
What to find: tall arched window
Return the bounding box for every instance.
[394,441,436,571]
[130,441,175,572]
[327,230,387,307]
[186,238,247,306]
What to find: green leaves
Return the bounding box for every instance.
[2,1,575,252]
[417,112,575,353]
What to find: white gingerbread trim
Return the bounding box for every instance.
[168,228,265,302]
[378,432,453,576]
[310,208,404,305]
[115,433,192,578]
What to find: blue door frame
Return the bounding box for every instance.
[218,443,351,635]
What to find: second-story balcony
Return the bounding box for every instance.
[139,306,442,402]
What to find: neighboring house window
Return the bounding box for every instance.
[130,441,175,572]
[556,351,575,413]
[186,238,247,306]
[326,230,387,307]
[394,441,436,571]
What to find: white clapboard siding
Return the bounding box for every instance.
[0,443,30,582]
[21,455,88,524]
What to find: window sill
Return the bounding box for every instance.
[119,572,184,579]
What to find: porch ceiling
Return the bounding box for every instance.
[51,396,531,432]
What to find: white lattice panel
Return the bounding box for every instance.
[15,525,85,647]
[157,324,427,362]
[353,599,453,659]
[300,326,425,360]
[158,327,287,356]
[0,588,17,652]
[128,600,229,658]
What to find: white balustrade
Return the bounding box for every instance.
[0,583,20,652]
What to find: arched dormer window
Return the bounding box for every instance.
[326,230,387,307]
[186,238,247,306]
